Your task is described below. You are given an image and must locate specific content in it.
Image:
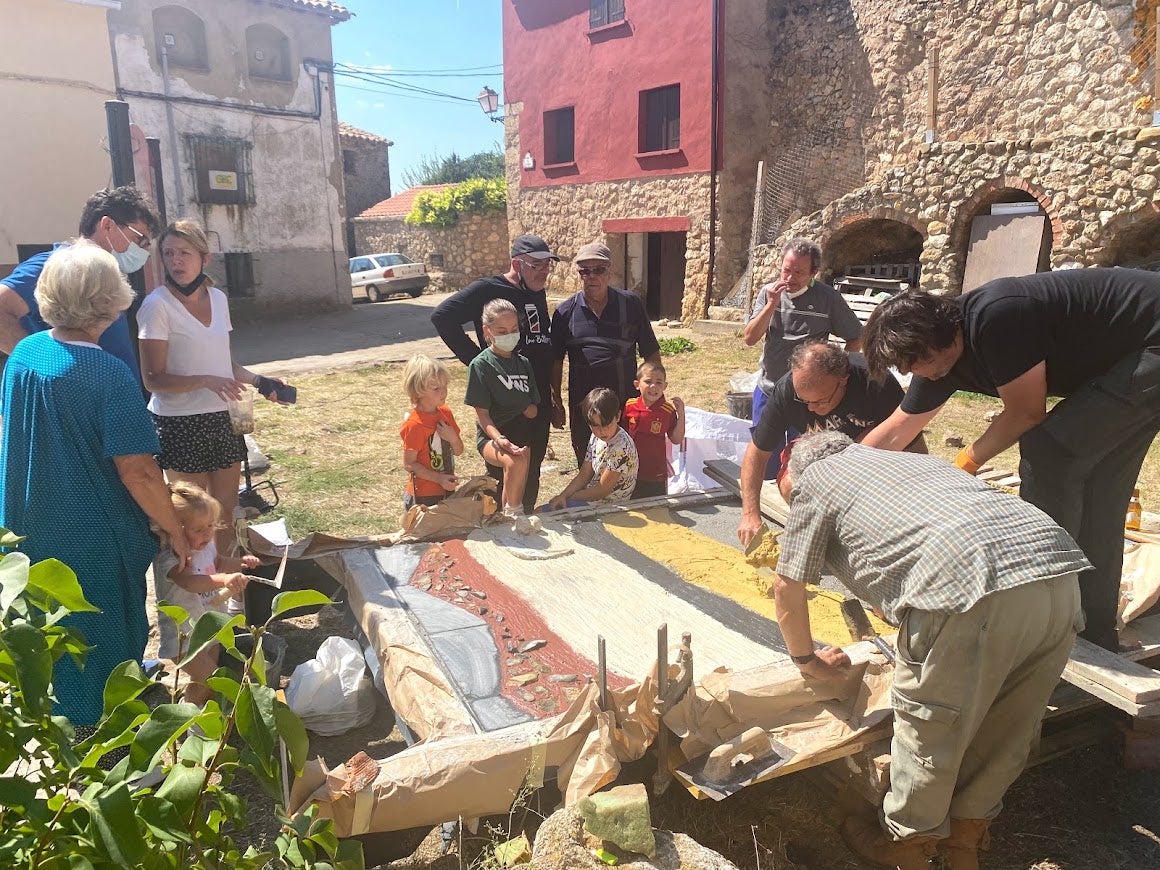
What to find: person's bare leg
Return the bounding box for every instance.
[206,463,242,555]
[502,452,529,512]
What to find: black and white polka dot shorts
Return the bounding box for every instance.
[152,411,247,474]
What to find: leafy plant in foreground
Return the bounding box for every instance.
[0,529,362,869]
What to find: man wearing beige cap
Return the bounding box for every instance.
[431,233,560,511]
[550,242,661,464]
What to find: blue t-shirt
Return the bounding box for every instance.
[1,244,140,378]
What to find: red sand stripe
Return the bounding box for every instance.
[412,540,631,720]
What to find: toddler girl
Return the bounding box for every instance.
[154,481,257,705]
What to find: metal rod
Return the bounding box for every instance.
[597,635,607,712]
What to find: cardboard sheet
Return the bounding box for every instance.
[1120,531,1160,627]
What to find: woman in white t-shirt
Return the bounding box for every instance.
[137,220,284,554]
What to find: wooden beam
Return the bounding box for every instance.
[926,42,939,140]
[1063,636,1160,704]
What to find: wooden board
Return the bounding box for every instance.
[1063,636,1160,704]
[704,458,790,527]
[961,213,1047,293]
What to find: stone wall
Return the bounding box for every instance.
[507,172,714,321]
[752,127,1160,294]
[756,0,1149,240]
[352,211,510,294]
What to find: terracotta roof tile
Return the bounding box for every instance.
[356,184,456,219]
[260,0,352,22]
[339,122,392,145]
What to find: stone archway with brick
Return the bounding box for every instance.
[750,128,1160,297]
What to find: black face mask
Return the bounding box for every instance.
[166,271,207,297]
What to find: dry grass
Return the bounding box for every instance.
[253,333,1160,540]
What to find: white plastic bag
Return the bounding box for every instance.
[729,370,759,393]
[285,636,376,736]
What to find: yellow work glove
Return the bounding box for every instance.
[954,448,980,475]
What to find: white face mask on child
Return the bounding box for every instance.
[492,333,521,353]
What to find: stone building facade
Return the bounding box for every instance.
[502,0,752,324]
[339,122,392,256]
[107,0,352,310]
[0,0,121,275]
[748,0,1160,298]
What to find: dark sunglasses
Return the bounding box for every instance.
[577,265,608,277]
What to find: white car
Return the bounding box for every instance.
[349,253,429,302]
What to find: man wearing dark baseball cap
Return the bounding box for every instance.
[431,233,561,512]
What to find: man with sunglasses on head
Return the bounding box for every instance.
[736,341,924,548]
[550,241,661,465]
[0,186,159,376]
[431,234,560,513]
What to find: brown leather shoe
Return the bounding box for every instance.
[840,815,939,869]
[937,818,991,870]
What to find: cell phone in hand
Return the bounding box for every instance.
[255,376,297,404]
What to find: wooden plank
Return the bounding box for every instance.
[703,458,790,527]
[1064,636,1160,704]
[543,487,730,522]
[1060,666,1160,717]
[977,468,1011,482]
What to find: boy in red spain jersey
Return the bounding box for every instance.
[622,361,685,499]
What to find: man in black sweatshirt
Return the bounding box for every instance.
[431,234,560,512]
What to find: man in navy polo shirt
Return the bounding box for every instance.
[550,242,661,464]
[0,186,159,376]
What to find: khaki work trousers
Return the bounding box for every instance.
[882,573,1082,841]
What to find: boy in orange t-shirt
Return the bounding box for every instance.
[622,360,685,499]
[400,355,465,509]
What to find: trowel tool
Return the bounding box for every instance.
[839,597,896,663]
[675,726,797,800]
[743,523,769,559]
[211,545,289,605]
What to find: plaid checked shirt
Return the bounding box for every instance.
[776,445,1091,624]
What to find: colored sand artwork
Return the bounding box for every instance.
[601,507,892,646]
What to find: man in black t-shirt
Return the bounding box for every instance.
[431,234,559,512]
[737,342,923,546]
[860,269,1160,650]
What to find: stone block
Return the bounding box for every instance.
[578,783,656,857]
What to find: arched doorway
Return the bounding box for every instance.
[822,218,924,290]
[956,186,1052,293]
[1098,213,1160,269]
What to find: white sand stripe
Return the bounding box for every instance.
[463,526,779,681]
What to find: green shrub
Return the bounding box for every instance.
[0,530,361,869]
[405,177,507,228]
[658,336,697,355]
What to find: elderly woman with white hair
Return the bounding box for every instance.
[0,241,188,727]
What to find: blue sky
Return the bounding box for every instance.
[331,1,505,191]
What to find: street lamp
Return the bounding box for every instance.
[477,86,503,123]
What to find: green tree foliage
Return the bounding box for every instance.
[400,148,504,188]
[405,177,507,228]
[0,531,362,869]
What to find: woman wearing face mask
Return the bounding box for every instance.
[137,220,285,554]
[464,298,540,516]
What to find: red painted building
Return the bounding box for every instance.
[501,0,766,321]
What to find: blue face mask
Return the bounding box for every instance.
[111,226,151,274]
